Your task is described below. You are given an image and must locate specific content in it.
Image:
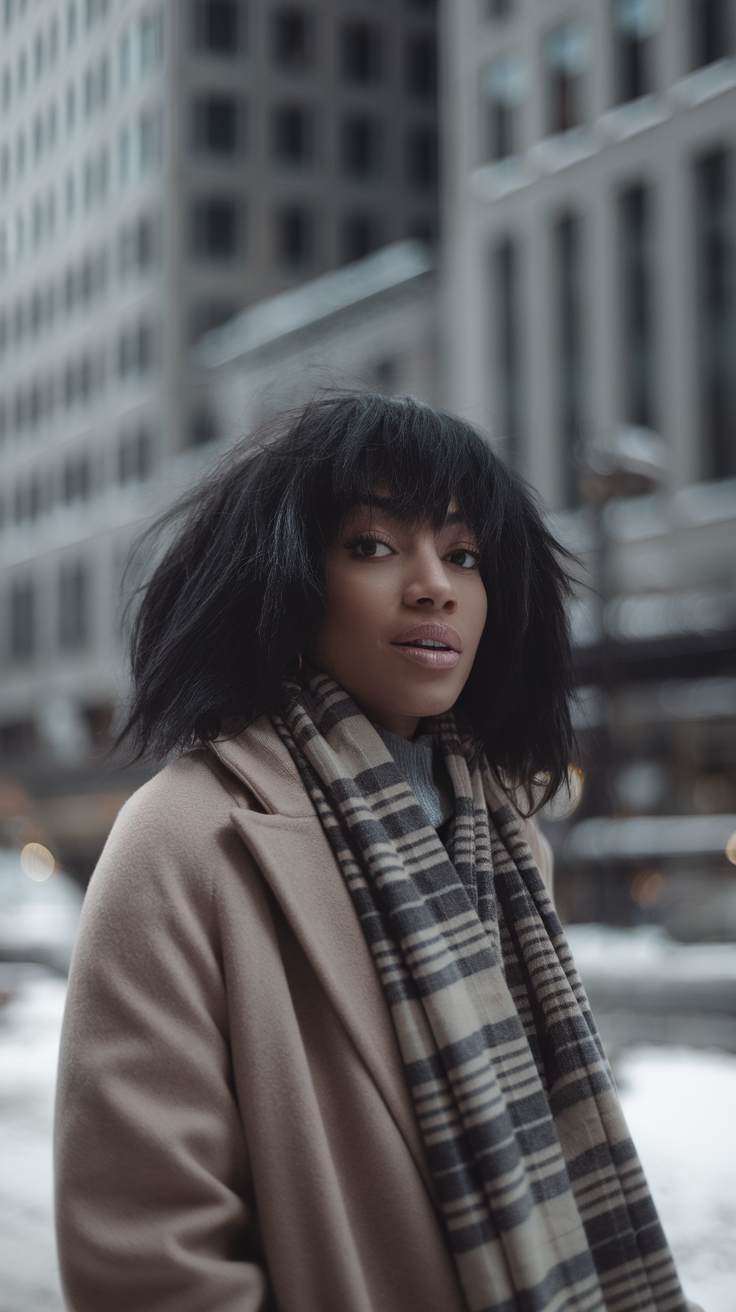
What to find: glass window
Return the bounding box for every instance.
[118,427,152,483]
[483,0,513,18]
[194,0,240,55]
[491,236,523,465]
[140,12,163,72]
[480,54,526,161]
[119,32,131,89]
[193,95,240,154]
[544,20,588,134]
[59,561,88,651]
[405,125,437,190]
[404,33,436,100]
[619,182,656,429]
[613,0,661,103]
[341,212,382,263]
[192,196,241,259]
[690,0,731,68]
[275,204,313,271]
[341,115,382,178]
[341,21,382,83]
[139,108,162,172]
[272,8,313,70]
[554,212,585,506]
[10,579,35,659]
[271,104,313,165]
[694,148,736,478]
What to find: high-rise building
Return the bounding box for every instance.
[443,0,736,932]
[0,0,438,877]
[443,0,736,503]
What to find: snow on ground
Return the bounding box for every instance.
[618,1046,736,1312]
[0,968,735,1311]
[0,968,66,1312]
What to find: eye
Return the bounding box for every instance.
[349,535,394,558]
[447,548,480,569]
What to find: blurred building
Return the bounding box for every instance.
[442,0,736,932]
[199,238,438,437]
[0,0,439,879]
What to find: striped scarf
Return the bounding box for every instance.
[272,670,687,1312]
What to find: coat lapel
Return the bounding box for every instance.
[213,724,437,1204]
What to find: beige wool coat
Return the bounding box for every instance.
[55,716,555,1312]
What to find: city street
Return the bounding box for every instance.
[1,957,735,1312]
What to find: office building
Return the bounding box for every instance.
[0,0,438,876]
[442,0,736,930]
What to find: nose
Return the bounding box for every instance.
[402,544,457,613]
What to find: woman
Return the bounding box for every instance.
[55,396,692,1312]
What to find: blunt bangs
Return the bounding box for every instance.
[120,393,576,811]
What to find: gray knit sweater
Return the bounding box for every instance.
[375,726,454,830]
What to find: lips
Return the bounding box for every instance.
[391,623,463,654]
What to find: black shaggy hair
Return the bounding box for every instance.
[121,394,576,810]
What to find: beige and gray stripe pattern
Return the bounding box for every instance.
[273,671,687,1312]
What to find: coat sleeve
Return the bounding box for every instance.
[54,772,271,1312]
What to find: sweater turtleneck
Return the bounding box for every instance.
[374,725,454,831]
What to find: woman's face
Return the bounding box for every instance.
[312,499,488,738]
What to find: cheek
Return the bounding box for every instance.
[465,580,488,655]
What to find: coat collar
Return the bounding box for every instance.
[210,719,437,1204]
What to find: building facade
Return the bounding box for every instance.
[0,0,439,875]
[199,239,438,441]
[442,0,736,932]
[443,0,735,503]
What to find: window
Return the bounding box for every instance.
[271,105,312,165]
[484,0,513,18]
[405,125,437,189]
[619,183,656,429]
[272,8,313,70]
[191,299,236,340]
[275,204,313,271]
[119,32,131,88]
[341,21,382,83]
[63,453,91,503]
[195,1,240,54]
[341,115,382,178]
[545,20,587,134]
[59,561,88,651]
[613,0,660,103]
[190,408,217,446]
[480,54,526,160]
[341,212,382,264]
[118,320,154,375]
[140,12,163,72]
[192,197,240,259]
[118,427,152,483]
[691,0,731,68]
[66,82,76,132]
[193,94,240,154]
[67,2,77,47]
[554,212,585,506]
[10,579,35,659]
[404,33,436,100]
[492,236,523,465]
[695,149,736,478]
[34,31,44,78]
[139,108,162,172]
[119,214,157,276]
